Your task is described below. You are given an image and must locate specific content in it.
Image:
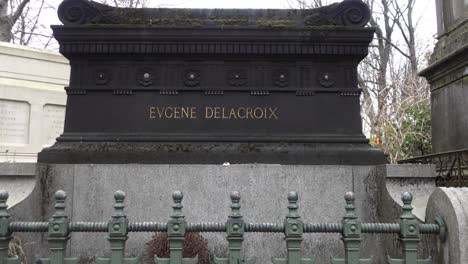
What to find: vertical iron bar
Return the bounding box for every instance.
[457,155,462,187]
[387,192,431,264]
[41,191,78,264]
[214,191,254,264]
[155,191,197,264]
[272,191,314,264]
[97,191,138,264]
[0,191,20,264]
[332,192,372,264]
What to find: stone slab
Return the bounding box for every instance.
[385,164,436,178]
[0,163,37,207]
[376,164,437,221]
[425,187,468,264]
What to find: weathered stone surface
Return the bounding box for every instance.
[425,187,468,264]
[429,76,468,152]
[7,163,441,263]
[39,142,387,165]
[11,164,386,264]
[420,12,468,153]
[383,164,437,220]
[0,42,68,161]
[374,164,437,260]
[57,0,371,28]
[64,164,357,264]
[0,163,37,207]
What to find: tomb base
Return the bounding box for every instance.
[38,142,387,165]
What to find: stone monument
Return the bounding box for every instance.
[420,0,468,153]
[38,0,386,165]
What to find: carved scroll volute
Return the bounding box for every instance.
[58,0,112,26]
[304,0,371,28]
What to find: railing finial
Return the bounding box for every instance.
[54,190,67,218]
[0,190,8,218]
[171,190,184,220]
[113,190,126,217]
[230,191,241,218]
[344,192,357,220]
[400,192,414,220]
[287,191,299,219]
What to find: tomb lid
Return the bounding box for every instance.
[57,0,371,29]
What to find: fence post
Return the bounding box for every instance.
[155,191,197,264]
[0,191,21,264]
[387,192,431,264]
[272,191,315,264]
[40,191,78,264]
[97,191,139,264]
[214,191,254,264]
[331,192,372,264]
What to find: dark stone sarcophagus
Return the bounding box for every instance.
[39,0,386,164]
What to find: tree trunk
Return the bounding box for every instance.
[0,17,12,42]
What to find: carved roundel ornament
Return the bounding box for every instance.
[137,68,156,87]
[183,70,201,87]
[227,70,247,87]
[95,69,110,85]
[273,69,289,88]
[317,72,335,88]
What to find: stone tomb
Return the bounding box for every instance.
[39,0,386,164]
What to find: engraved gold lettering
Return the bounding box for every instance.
[246,108,254,119]
[165,107,173,118]
[149,107,156,119]
[268,107,279,119]
[181,107,189,118]
[205,107,213,118]
[156,107,164,118]
[254,107,263,119]
[190,107,197,119]
[229,108,237,119]
[174,107,181,119]
[149,105,277,120]
[214,107,221,119]
[237,107,246,119]
[222,107,227,119]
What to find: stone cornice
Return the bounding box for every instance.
[56,0,371,28]
[51,26,375,58]
[420,19,468,81]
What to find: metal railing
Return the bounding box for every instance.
[0,189,445,264]
[399,148,468,187]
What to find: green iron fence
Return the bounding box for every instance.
[0,189,446,264]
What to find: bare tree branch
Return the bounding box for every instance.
[11,0,29,25]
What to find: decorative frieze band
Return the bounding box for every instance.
[60,42,369,56]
